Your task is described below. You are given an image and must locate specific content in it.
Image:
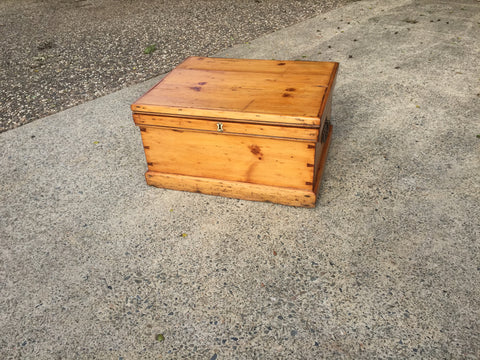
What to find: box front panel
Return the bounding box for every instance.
[140,126,316,190]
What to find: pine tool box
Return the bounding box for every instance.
[131,56,338,207]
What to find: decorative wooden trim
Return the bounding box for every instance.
[145,172,318,208]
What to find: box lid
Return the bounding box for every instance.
[131,57,338,127]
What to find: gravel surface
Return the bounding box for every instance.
[0,0,354,133]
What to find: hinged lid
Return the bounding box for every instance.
[131,56,338,127]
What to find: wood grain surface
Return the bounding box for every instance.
[132,57,338,127]
[132,56,338,207]
[140,127,316,190]
[133,114,319,141]
[145,171,318,208]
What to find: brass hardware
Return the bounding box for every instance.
[217,122,224,132]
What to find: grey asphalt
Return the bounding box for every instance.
[1,0,479,358]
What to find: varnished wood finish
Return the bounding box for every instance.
[143,125,333,208]
[145,172,318,207]
[140,127,316,190]
[132,57,338,126]
[133,114,319,141]
[132,57,338,207]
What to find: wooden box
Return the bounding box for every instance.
[131,56,338,207]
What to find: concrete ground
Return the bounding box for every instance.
[1,0,479,358]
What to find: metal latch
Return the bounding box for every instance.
[217,122,224,132]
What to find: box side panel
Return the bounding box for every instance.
[313,123,333,196]
[139,127,316,190]
[314,94,332,181]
